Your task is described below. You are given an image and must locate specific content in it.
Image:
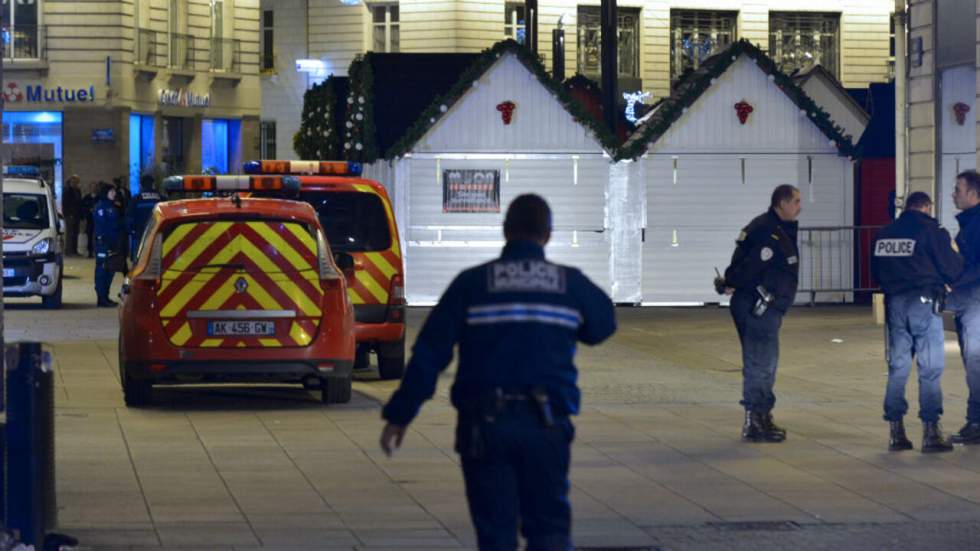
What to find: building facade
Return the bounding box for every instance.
[261,0,894,159]
[2,0,261,199]
[894,0,979,226]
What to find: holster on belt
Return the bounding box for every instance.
[530,386,556,429]
[933,288,948,316]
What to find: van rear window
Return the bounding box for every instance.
[300,191,392,253]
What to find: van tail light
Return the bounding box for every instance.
[386,274,405,322]
[316,230,341,281]
[135,234,163,281]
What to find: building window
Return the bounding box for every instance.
[670,9,737,85]
[888,13,895,80]
[769,12,840,78]
[2,0,41,59]
[169,0,190,69]
[371,4,399,53]
[261,9,275,72]
[576,6,641,80]
[504,3,525,44]
[260,121,277,159]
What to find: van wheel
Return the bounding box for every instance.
[353,348,370,371]
[321,376,352,404]
[41,278,62,309]
[122,372,152,407]
[377,340,405,380]
[119,338,151,407]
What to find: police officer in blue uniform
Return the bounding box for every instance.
[125,174,162,262]
[871,192,962,452]
[379,194,616,551]
[948,170,980,445]
[93,183,124,307]
[716,184,800,443]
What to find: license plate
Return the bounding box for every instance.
[207,320,275,336]
[2,268,14,278]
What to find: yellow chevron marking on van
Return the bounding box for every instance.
[365,252,396,279]
[171,322,192,346]
[162,223,195,257]
[290,322,312,345]
[348,288,366,305]
[285,223,317,255]
[355,270,386,303]
[248,222,314,271]
[167,222,232,272]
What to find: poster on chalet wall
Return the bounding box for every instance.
[443,169,500,213]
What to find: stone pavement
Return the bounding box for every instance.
[7,256,980,549]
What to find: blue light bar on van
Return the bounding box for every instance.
[3,165,40,178]
[242,160,363,177]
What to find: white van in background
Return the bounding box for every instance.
[3,166,64,308]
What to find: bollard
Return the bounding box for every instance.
[4,342,55,546]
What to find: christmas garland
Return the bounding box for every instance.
[384,39,620,160]
[344,58,377,162]
[617,39,857,161]
[293,79,341,160]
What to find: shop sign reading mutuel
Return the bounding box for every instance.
[3,82,95,103]
[443,169,500,213]
[158,88,211,108]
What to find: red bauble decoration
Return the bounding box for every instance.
[954,102,971,126]
[734,100,754,125]
[496,101,516,125]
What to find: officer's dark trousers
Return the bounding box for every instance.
[950,286,980,422]
[883,292,945,422]
[730,290,784,413]
[94,255,114,301]
[65,215,80,255]
[457,407,574,551]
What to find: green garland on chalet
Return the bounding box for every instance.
[384,40,620,160]
[344,58,377,162]
[617,39,858,161]
[293,78,341,160]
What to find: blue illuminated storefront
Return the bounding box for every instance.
[129,114,155,194]
[1,111,64,198]
[201,118,242,174]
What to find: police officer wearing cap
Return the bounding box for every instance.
[379,194,616,550]
[126,174,162,262]
[716,184,800,443]
[947,170,980,445]
[872,191,962,453]
[93,182,124,307]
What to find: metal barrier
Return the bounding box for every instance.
[797,225,884,304]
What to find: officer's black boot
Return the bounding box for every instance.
[741,411,785,443]
[951,422,980,445]
[888,420,913,451]
[97,296,117,308]
[922,421,954,453]
[762,412,787,439]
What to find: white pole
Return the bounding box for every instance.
[894,1,907,215]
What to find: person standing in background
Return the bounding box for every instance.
[62,174,82,256]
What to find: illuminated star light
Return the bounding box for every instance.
[623,91,651,124]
